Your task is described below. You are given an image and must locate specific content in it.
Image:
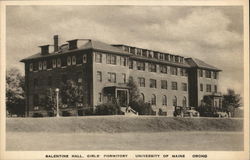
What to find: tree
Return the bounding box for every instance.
[60,80,83,116]
[44,88,57,116]
[127,77,140,103]
[222,89,241,117]
[95,102,122,115]
[6,67,25,117]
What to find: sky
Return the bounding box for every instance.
[6,5,244,96]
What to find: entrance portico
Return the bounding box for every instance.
[103,84,130,107]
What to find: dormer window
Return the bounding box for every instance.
[29,63,33,71]
[164,54,170,61]
[57,58,61,67]
[153,52,158,59]
[67,56,71,66]
[72,56,76,65]
[149,51,153,58]
[170,55,174,62]
[142,50,147,57]
[68,40,77,50]
[38,61,42,70]
[175,56,179,63]
[43,61,47,70]
[159,53,164,60]
[52,59,57,68]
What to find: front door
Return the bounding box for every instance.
[116,90,128,107]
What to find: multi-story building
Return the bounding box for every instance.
[21,35,222,117]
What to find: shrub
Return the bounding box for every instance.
[95,103,122,115]
[129,100,154,115]
[32,113,43,117]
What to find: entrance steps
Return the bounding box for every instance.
[121,106,138,116]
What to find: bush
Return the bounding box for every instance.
[129,100,154,115]
[95,103,122,115]
[32,113,43,117]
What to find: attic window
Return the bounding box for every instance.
[68,40,78,50]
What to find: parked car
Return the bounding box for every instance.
[174,106,200,117]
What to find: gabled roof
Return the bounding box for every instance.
[185,58,221,71]
[20,40,130,62]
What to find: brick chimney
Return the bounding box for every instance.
[39,45,50,55]
[54,35,59,52]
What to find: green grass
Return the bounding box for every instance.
[6,116,243,133]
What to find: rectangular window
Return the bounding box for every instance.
[205,70,212,78]
[170,55,174,62]
[120,57,127,66]
[214,85,217,93]
[106,54,116,65]
[153,52,158,59]
[170,66,178,75]
[142,50,147,57]
[171,82,178,90]
[182,83,187,91]
[161,80,168,89]
[67,56,71,66]
[97,71,102,82]
[83,55,87,63]
[137,61,145,71]
[47,59,52,69]
[160,65,167,74]
[199,69,203,77]
[148,63,157,72]
[180,68,184,76]
[159,53,164,60]
[164,54,169,61]
[149,79,157,88]
[95,53,102,63]
[98,93,102,102]
[122,73,126,83]
[206,84,212,92]
[174,56,179,63]
[213,72,217,79]
[138,77,145,87]
[108,72,116,83]
[129,60,133,69]
[200,83,203,91]
[137,49,142,55]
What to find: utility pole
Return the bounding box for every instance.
[55,88,60,117]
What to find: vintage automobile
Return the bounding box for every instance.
[174,106,200,117]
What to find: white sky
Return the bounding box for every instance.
[6,5,244,96]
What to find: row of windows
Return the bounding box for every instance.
[143,94,187,107]
[200,84,217,93]
[95,52,127,66]
[97,71,126,84]
[198,69,218,79]
[137,77,187,91]
[129,60,188,76]
[123,46,185,64]
[29,55,87,72]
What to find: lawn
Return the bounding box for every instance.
[6,116,244,151]
[7,131,243,151]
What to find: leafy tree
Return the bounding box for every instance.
[44,88,57,116]
[222,89,242,117]
[198,95,217,117]
[60,80,83,116]
[6,68,25,117]
[127,77,140,103]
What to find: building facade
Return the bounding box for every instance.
[21,35,222,117]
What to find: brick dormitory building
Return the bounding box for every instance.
[21,35,222,117]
